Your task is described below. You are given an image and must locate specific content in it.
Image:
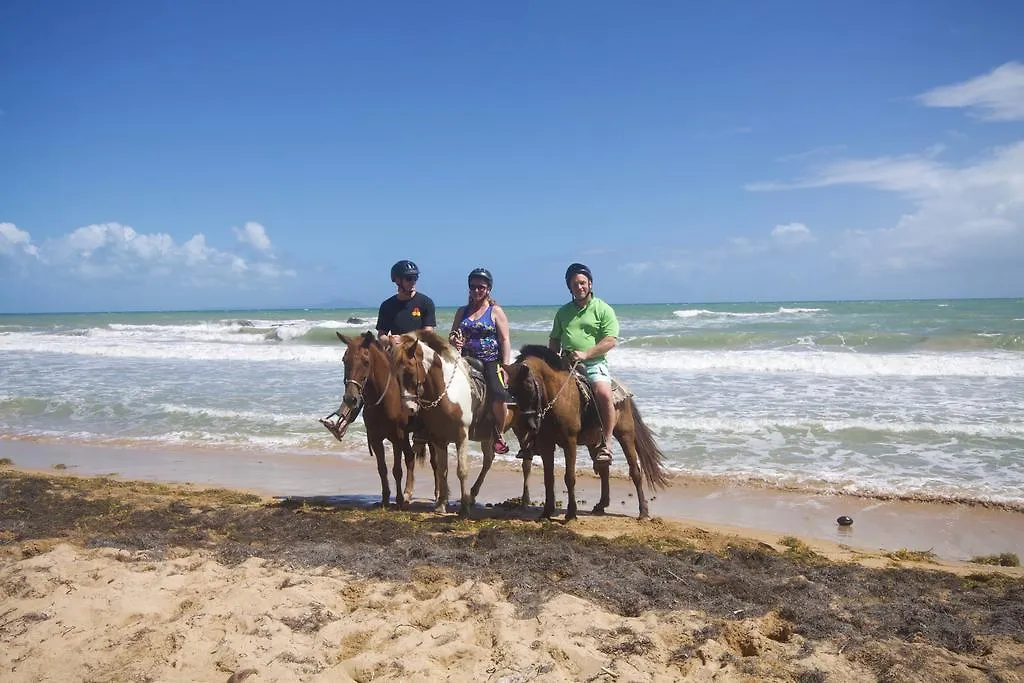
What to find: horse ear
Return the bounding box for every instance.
[336,331,349,344]
[504,363,523,387]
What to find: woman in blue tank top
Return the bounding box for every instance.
[448,267,514,454]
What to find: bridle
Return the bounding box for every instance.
[320,346,392,438]
[345,367,391,409]
[402,346,466,411]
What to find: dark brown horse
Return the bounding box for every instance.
[321,331,429,509]
[392,330,515,518]
[505,345,670,520]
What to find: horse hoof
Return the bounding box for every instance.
[591,504,607,515]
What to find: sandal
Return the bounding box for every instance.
[594,444,612,464]
[493,437,510,455]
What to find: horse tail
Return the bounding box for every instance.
[628,397,671,491]
[414,440,428,465]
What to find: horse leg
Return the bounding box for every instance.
[520,456,532,508]
[470,440,494,505]
[432,442,449,514]
[390,439,407,510]
[428,443,441,503]
[617,432,649,520]
[540,444,557,520]
[563,437,579,521]
[369,437,390,509]
[588,445,611,515]
[455,437,472,519]
[400,438,416,508]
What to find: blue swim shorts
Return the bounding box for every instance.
[582,359,612,384]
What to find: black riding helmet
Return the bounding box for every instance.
[564,262,593,285]
[467,267,493,287]
[390,260,420,282]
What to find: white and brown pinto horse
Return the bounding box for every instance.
[321,331,430,510]
[391,330,502,518]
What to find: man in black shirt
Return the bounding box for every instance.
[376,260,437,345]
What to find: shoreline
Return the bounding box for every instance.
[3,438,1022,562]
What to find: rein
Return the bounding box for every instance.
[519,360,578,425]
[412,353,466,410]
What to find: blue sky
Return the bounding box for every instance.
[2,1,1023,312]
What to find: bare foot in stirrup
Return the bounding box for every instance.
[594,443,612,464]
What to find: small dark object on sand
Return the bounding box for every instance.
[837,515,854,527]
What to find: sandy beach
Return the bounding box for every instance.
[2,440,1024,682]
[3,439,1023,562]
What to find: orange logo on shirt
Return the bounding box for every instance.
[411,308,421,317]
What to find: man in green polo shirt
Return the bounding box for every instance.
[548,262,620,463]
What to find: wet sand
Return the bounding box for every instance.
[3,438,1021,562]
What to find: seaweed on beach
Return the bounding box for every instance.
[2,470,1023,673]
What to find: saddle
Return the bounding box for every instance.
[569,363,633,410]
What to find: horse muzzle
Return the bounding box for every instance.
[400,393,419,416]
[319,398,362,442]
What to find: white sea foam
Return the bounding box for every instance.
[156,404,314,425]
[612,347,1024,377]
[0,330,341,363]
[636,414,1024,439]
[672,306,824,319]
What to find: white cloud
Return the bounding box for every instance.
[233,221,272,252]
[619,262,652,276]
[7,221,294,288]
[749,141,1024,276]
[745,63,1024,288]
[771,223,815,247]
[917,61,1024,122]
[0,222,39,257]
[746,154,948,195]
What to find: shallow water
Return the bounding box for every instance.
[1,298,1022,506]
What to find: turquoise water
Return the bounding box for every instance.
[1,299,1022,506]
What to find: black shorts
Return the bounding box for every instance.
[481,360,514,405]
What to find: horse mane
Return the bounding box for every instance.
[516,344,569,371]
[415,329,460,363]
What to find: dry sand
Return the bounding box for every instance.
[2,441,1023,682]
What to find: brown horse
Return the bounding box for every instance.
[505,345,670,521]
[321,331,429,509]
[392,330,512,518]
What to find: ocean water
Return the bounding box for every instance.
[1,299,1023,508]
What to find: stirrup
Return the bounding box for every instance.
[594,443,612,464]
[493,437,510,455]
